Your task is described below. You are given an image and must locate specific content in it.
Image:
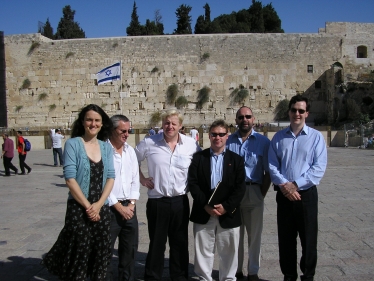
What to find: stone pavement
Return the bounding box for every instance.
[0,147,373,281]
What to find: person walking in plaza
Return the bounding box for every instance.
[188,119,246,281]
[268,95,327,281]
[190,126,199,141]
[135,109,200,281]
[2,133,18,176]
[50,128,65,167]
[42,104,115,281]
[148,127,155,136]
[226,106,271,281]
[16,131,31,175]
[106,115,140,281]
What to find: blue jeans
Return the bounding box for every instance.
[53,147,63,166]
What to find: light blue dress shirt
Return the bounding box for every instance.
[268,125,327,190]
[210,148,225,190]
[226,130,270,184]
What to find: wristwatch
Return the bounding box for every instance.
[130,200,136,205]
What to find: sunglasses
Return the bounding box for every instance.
[210,132,227,138]
[290,108,306,114]
[116,129,129,134]
[237,115,252,120]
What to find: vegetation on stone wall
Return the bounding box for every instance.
[176,96,188,109]
[49,104,56,112]
[197,86,211,109]
[21,79,31,90]
[15,105,23,113]
[201,52,210,62]
[230,85,249,105]
[38,93,48,102]
[151,67,159,73]
[166,84,178,104]
[274,99,290,121]
[28,42,40,55]
[65,52,75,59]
[150,111,162,125]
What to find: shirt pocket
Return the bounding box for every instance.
[172,154,192,170]
[245,151,261,168]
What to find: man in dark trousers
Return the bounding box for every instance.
[268,95,327,281]
[16,131,31,175]
[188,119,246,281]
[2,133,18,176]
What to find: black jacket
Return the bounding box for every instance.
[188,148,246,229]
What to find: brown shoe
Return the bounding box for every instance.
[248,274,260,281]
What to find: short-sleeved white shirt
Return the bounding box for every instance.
[135,133,200,198]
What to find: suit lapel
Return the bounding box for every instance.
[202,149,211,189]
[222,150,231,185]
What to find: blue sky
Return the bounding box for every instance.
[1,0,373,37]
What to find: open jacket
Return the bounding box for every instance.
[188,148,246,229]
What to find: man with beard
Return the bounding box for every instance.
[226,106,271,281]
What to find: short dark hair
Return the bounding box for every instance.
[110,115,130,129]
[17,131,22,135]
[71,104,112,141]
[209,119,229,133]
[55,129,60,133]
[288,95,310,112]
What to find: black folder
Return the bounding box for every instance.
[208,181,229,207]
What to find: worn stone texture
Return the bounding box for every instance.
[4,22,374,129]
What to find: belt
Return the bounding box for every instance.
[246,181,260,185]
[274,185,316,193]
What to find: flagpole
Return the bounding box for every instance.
[120,60,123,115]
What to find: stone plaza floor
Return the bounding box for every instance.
[0,147,373,280]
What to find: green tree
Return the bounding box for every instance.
[127,1,143,36]
[174,4,192,34]
[248,0,264,33]
[263,3,284,33]
[194,3,211,34]
[40,18,54,39]
[210,13,237,33]
[55,5,85,39]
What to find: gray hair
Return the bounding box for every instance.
[110,114,130,129]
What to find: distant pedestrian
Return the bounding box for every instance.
[149,127,155,136]
[2,134,18,176]
[190,126,199,141]
[16,131,31,175]
[50,129,65,167]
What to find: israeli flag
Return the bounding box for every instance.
[97,62,121,85]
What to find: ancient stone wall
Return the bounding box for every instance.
[3,22,374,129]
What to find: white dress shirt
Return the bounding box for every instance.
[108,140,140,206]
[135,133,200,198]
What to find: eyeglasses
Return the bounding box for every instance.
[290,108,306,114]
[237,115,252,120]
[210,132,227,138]
[116,129,129,134]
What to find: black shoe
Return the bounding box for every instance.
[236,272,245,279]
[27,168,32,174]
[14,169,18,175]
[20,172,26,175]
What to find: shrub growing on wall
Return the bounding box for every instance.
[150,111,162,125]
[38,92,48,102]
[176,96,188,109]
[166,84,178,104]
[230,87,249,105]
[197,86,211,109]
[21,79,31,90]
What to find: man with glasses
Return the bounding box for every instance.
[136,109,200,281]
[188,119,245,281]
[107,115,140,281]
[268,95,327,281]
[226,106,271,281]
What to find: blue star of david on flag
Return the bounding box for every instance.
[97,62,121,85]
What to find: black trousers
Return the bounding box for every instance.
[276,186,318,281]
[3,156,17,175]
[18,153,30,174]
[144,195,190,281]
[107,202,138,281]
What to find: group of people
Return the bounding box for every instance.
[1,130,32,176]
[21,93,325,281]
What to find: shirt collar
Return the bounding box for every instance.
[286,125,309,136]
[108,139,128,152]
[210,148,226,156]
[233,128,257,141]
[155,132,183,144]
